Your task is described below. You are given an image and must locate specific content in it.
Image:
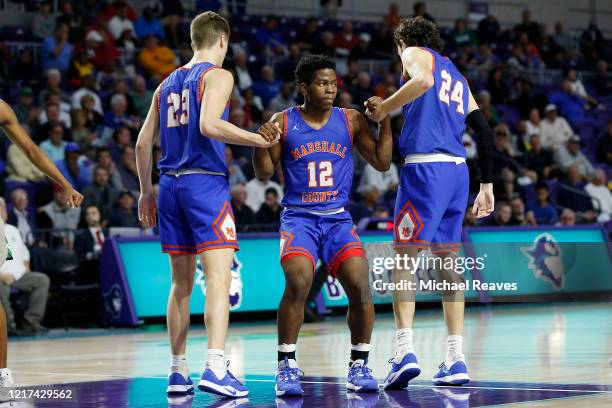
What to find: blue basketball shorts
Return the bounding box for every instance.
[158,173,239,254]
[279,209,365,276]
[393,161,469,252]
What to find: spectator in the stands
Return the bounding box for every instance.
[478,90,498,126]
[514,9,540,43]
[11,49,40,89]
[486,67,509,105]
[557,208,576,226]
[81,94,104,133]
[6,142,46,184]
[131,75,153,120]
[413,2,435,23]
[67,49,95,87]
[349,33,374,60]
[226,147,247,187]
[42,22,73,73]
[55,143,91,191]
[233,49,253,91]
[83,166,119,221]
[107,2,135,40]
[372,21,395,59]
[337,91,357,110]
[527,183,558,225]
[540,104,573,150]
[84,29,120,71]
[231,184,255,231]
[349,72,374,105]
[592,60,612,97]
[554,135,595,179]
[485,202,512,226]
[524,135,556,181]
[358,162,399,199]
[584,169,612,223]
[40,124,68,162]
[138,34,177,79]
[384,3,400,28]
[256,15,286,55]
[296,17,320,51]
[242,89,263,128]
[252,65,283,108]
[104,94,140,132]
[37,187,82,231]
[312,31,335,57]
[525,108,541,141]
[596,120,612,165]
[109,190,139,228]
[117,146,139,194]
[57,0,83,43]
[245,175,283,213]
[565,68,599,108]
[0,198,50,336]
[71,109,96,150]
[8,190,35,245]
[92,148,123,191]
[475,43,499,70]
[38,68,68,108]
[350,185,380,222]
[13,87,39,129]
[552,21,572,52]
[256,188,282,225]
[71,75,103,114]
[33,1,56,39]
[74,205,107,262]
[549,80,587,124]
[344,59,360,89]
[268,82,297,112]
[509,197,532,226]
[333,21,359,57]
[451,18,476,49]
[557,165,595,222]
[579,23,604,57]
[134,6,165,40]
[477,15,501,44]
[492,123,520,200]
[39,94,71,129]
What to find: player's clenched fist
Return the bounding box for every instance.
[364,96,386,122]
[257,122,282,144]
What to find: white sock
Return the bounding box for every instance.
[206,349,226,379]
[445,335,465,366]
[170,354,189,379]
[395,328,414,361]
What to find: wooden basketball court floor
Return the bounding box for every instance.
[4,302,611,407]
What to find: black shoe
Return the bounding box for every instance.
[21,321,49,335]
[303,304,323,323]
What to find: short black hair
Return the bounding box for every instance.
[536,182,549,191]
[295,54,336,85]
[96,147,111,160]
[393,16,442,52]
[265,187,278,197]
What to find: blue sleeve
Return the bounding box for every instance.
[548,206,558,224]
[41,37,53,59]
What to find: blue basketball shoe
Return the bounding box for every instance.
[275,357,304,397]
[383,353,421,390]
[167,371,194,394]
[432,360,470,385]
[198,362,249,397]
[346,360,378,393]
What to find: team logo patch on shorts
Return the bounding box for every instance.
[397,212,416,241]
[220,213,237,241]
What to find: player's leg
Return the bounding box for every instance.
[158,175,196,394]
[431,162,470,386]
[275,211,318,397]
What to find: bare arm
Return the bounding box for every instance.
[0,100,83,207]
[253,112,283,180]
[350,108,392,171]
[200,69,278,147]
[135,86,160,228]
[368,47,434,121]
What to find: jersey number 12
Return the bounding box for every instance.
[438,69,464,115]
[308,161,333,187]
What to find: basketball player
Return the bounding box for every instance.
[136,12,279,397]
[253,54,392,396]
[0,99,83,400]
[365,17,494,388]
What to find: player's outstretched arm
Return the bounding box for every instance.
[366,47,434,122]
[200,69,279,147]
[135,86,161,228]
[0,99,83,208]
[253,112,283,180]
[351,105,392,171]
[466,89,495,218]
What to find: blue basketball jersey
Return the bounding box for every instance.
[158,62,229,175]
[399,47,468,158]
[281,107,354,211]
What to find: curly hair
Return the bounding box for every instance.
[294,54,336,85]
[393,17,442,52]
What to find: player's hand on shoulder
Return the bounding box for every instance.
[138,191,158,228]
[364,96,387,122]
[256,121,282,147]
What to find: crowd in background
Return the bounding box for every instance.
[0,0,610,246]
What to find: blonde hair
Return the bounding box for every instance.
[190,11,230,50]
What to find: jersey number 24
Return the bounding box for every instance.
[438,69,464,115]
